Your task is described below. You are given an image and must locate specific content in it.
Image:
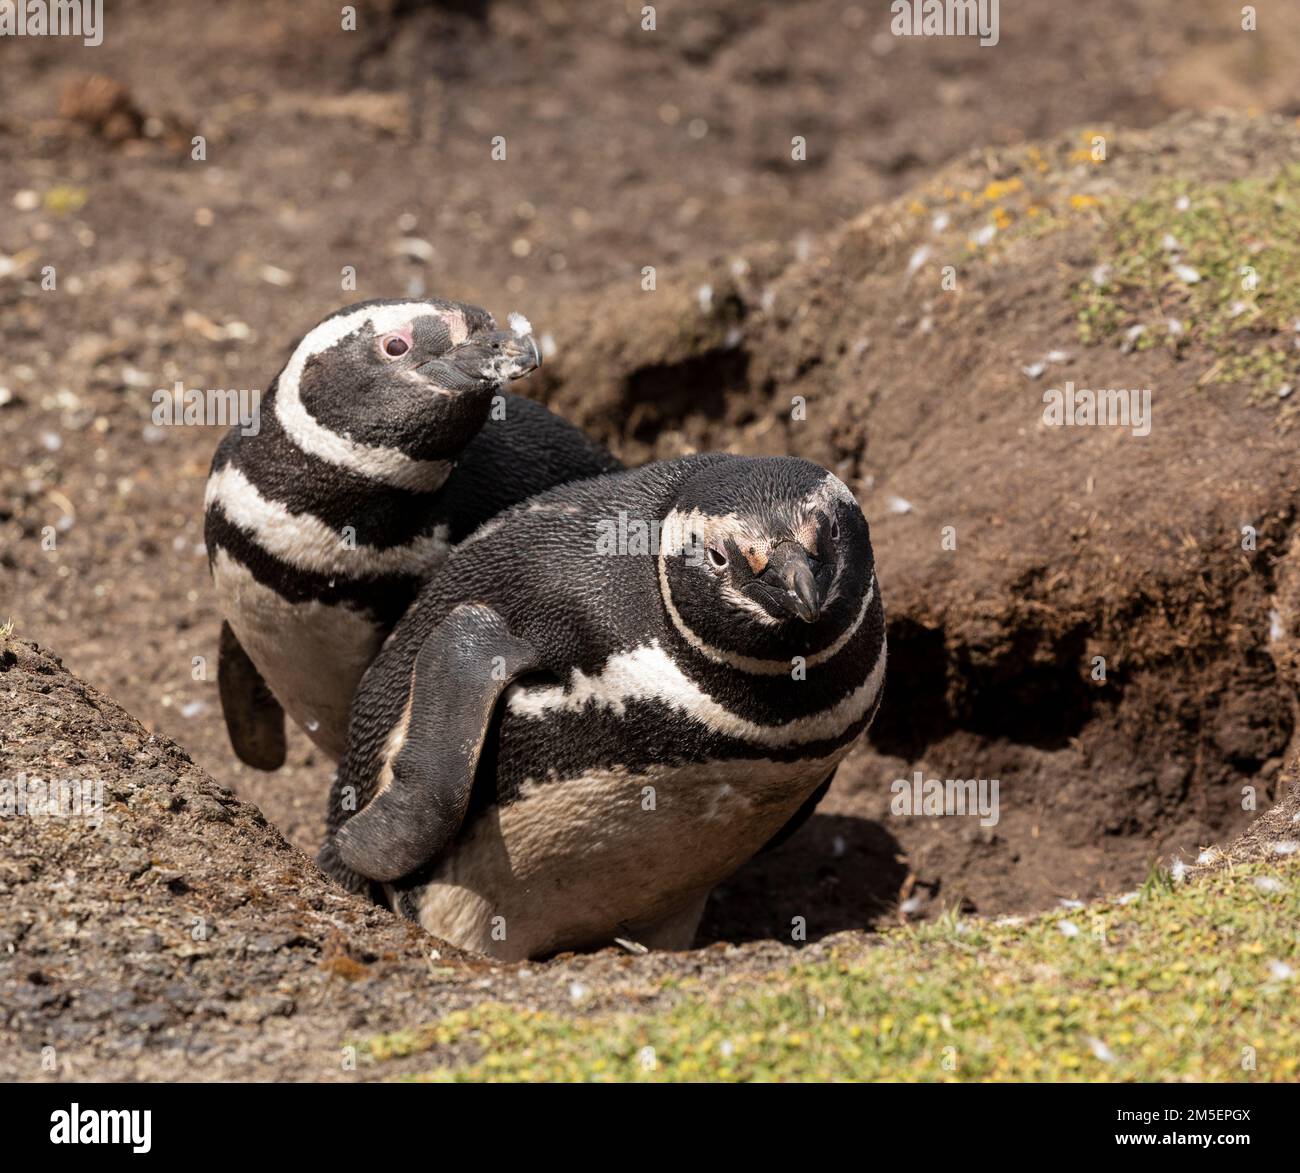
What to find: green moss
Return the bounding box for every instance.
[1071,166,1300,398]
[355,855,1300,1082]
[43,184,88,216]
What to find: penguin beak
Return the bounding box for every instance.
[440,328,540,385]
[765,541,822,624]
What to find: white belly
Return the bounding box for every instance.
[211,548,383,761]
[406,751,844,960]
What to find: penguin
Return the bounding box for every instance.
[204,297,620,771]
[324,453,886,960]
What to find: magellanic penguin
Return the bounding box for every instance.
[204,298,620,773]
[325,453,886,960]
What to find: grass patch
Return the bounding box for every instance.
[357,855,1300,1082]
[1072,165,1300,399]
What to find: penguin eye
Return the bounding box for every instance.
[705,546,728,571]
[381,333,411,358]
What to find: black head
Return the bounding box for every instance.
[276,298,539,465]
[657,457,875,664]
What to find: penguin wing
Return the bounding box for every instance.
[217,621,287,771]
[335,603,539,882]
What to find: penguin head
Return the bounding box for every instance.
[657,457,875,662]
[277,298,540,465]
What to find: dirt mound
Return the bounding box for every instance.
[0,635,426,1080]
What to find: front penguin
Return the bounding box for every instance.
[204,298,620,771]
[327,454,886,960]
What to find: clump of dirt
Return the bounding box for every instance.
[58,75,144,144]
[56,72,196,155]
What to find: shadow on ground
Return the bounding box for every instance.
[700,814,908,945]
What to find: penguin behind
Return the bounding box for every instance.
[327,453,886,960]
[204,298,620,771]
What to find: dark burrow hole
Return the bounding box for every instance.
[869,615,1098,759]
[620,346,751,446]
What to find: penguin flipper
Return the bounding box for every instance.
[336,603,539,883]
[759,768,836,854]
[217,620,287,771]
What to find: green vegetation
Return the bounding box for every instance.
[1072,166,1300,398]
[356,855,1299,1082]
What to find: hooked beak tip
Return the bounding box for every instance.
[772,543,822,624]
[446,329,541,383]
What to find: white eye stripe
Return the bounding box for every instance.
[274,302,466,490]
